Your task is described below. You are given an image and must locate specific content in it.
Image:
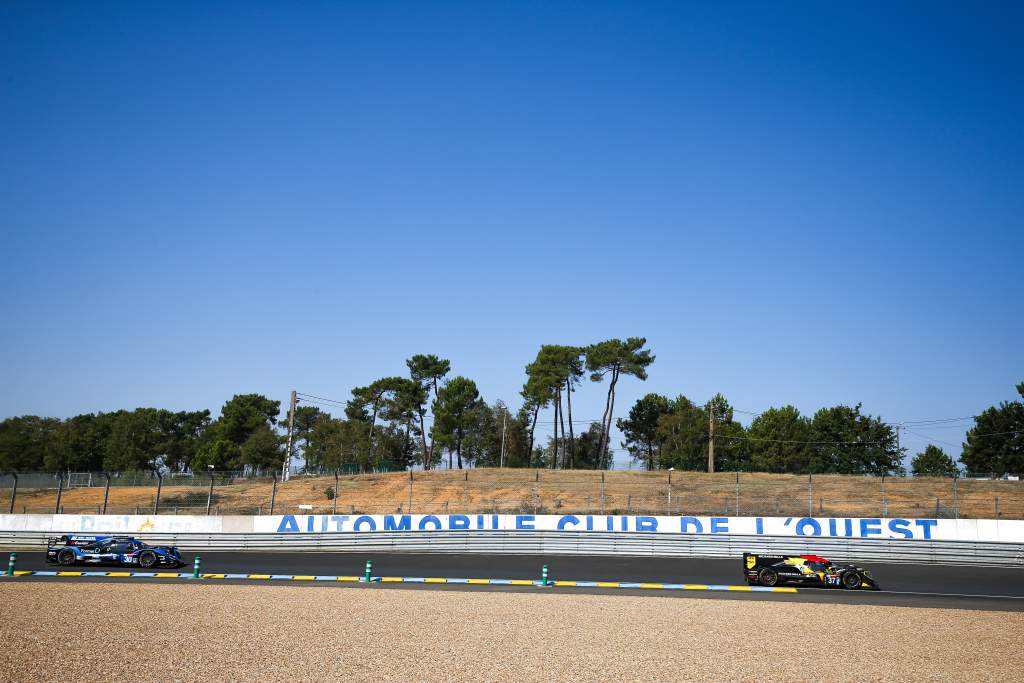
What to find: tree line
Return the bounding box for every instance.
[0,335,1020,477]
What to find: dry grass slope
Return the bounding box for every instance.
[6,468,1024,518]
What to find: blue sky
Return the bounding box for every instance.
[1,2,1021,466]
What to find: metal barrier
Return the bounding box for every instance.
[1,530,1021,567]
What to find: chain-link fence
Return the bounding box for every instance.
[1,470,1021,518]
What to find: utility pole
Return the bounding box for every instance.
[707,402,716,474]
[282,390,297,482]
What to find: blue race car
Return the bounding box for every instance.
[46,535,185,569]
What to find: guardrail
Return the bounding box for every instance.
[2,530,1021,567]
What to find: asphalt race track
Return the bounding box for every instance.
[9,550,1024,610]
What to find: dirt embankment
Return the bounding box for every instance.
[6,468,1022,518]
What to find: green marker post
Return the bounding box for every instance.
[363,559,373,582]
[6,552,15,576]
[541,563,549,586]
[192,554,201,579]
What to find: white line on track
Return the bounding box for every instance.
[872,590,1024,600]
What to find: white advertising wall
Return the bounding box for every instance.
[2,513,1023,543]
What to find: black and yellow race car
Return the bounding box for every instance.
[743,552,879,590]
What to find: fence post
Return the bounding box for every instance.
[206,474,214,515]
[269,473,277,515]
[735,471,740,515]
[600,471,605,515]
[54,473,64,514]
[408,470,414,515]
[952,474,958,519]
[463,471,468,513]
[881,474,887,517]
[807,474,812,517]
[666,470,672,515]
[102,473,111,514]
[995,496,1000,518]
[7,473,16,514]
[333,470,339,515]
[154,473,163,514]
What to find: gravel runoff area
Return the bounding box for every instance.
[2,583,1022,682]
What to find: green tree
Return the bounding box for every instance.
[525,345,584,468]
[656,396,708,470]
[746,406,813,473]
[102,409,165,472]
[574,422,611,469]
[218,394,281,446]
[586,338,655,468]
[192,438,237,471]
[0,415,60,471]
[808,404,903,475]
[406,354,451,469]
[155,409,210,472]
[240,425,283,470]
[912,445,959,477]
[45,413,112,472]
[290,405,323,470]
[617,393,671,470]
[432,376,481,469]
[961,382,1024,476]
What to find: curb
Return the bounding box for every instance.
[0,571,798,592]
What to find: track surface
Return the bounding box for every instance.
[10,552,1023,611]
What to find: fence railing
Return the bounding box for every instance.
[2,470,1022,519]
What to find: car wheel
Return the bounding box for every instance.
[57,549,76,566]
[758,568,779,587]
[138,551,158,568]
[842,571,862,589]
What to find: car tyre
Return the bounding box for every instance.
[57,548,76,566]
[758,568,779,587]
[842,571,862,590]
[138,550,159,568]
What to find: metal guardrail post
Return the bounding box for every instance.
[7,473,16,514]
[269,473,277,515]
[101,473,111,514]
[54,474,63,514]
[154,473,163,514]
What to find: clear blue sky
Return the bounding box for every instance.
[1,2,1021,466]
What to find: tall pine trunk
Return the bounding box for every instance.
[552,387,561,469]
[598,368,620,469]
[527,404,540,467]
[417,409,430,470]
[565,378,575,469]
[456,427,463,469]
